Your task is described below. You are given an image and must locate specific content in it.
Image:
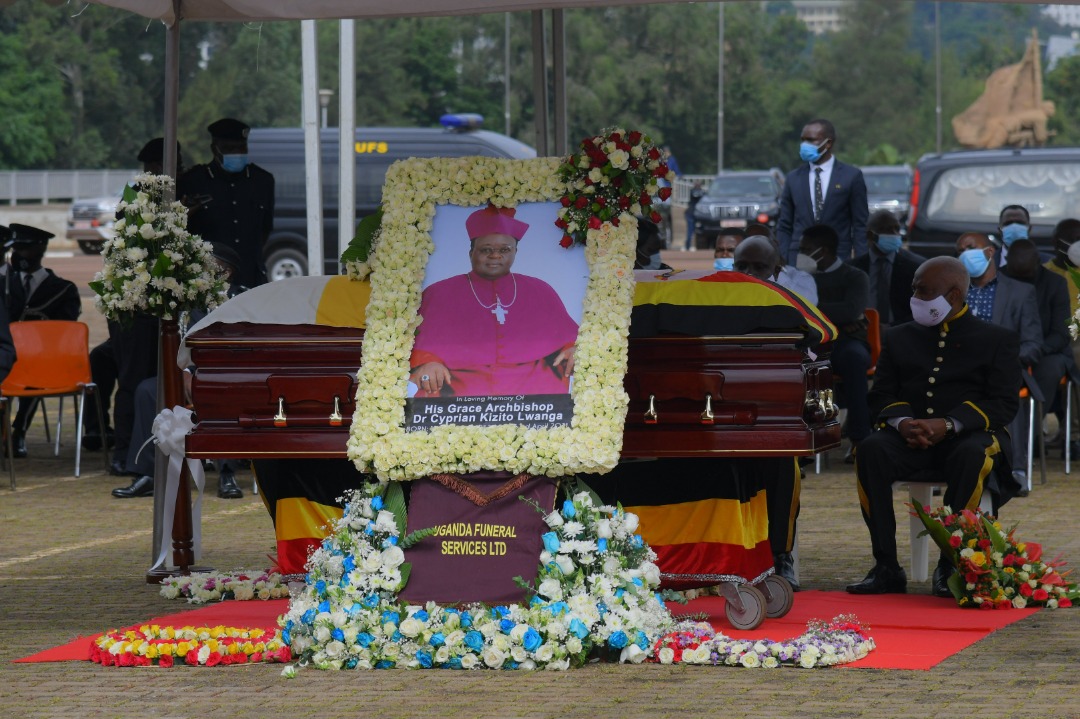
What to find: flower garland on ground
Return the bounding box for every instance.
[346,156,636,480]
[913,504,1078,609]
[89,173,228,321]
[90,625,290,668]
[160,570,290,604]
[555,128,672,247]
[650,616,875,668]
[279,481,670,673]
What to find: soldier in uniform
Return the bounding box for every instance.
[1,224,81,457]
[846,256,1022,597]
[178,118,274,288]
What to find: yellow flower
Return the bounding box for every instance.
[158,644,175,657]
[970,551,987,567]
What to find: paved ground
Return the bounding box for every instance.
[1,422,1078,718]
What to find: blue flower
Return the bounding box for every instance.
[415,650,433,668]
[338,576,350,588]
[446,657,462,669]
[343,555,356,573]
[345,657,358,669]
[315,579,327,595]
[597,538,608,553]
[632,577,643,587]
[318,600,330,613]
[546,601,569,616]
[530,595,544,606]
[285,620,294,632]
[429,632,445,647]
[331,628,345,642]
[281,628,292,645]
[371,495,384,511]
[522,628,542,652]
[343,502,350,515]
[608,630,629,649]
[569,619,589,639]
[364,594,380,608]
[460,612,473,628]
[499,618,515,634]
[464,631,484,652]
[541,532,561,553]
[392,630,403,642]
[635,631,649,650]
[365,523,375,535]
[375,660,394,669]
[632,534,644,548]
[562,499,576,518]
[356,632,374,648]
[597,602,608,616]
[615,588,625,598]
[301,609,317,625]
[494,606,512,618]
[381,610,400,626]
[414,609,429,622]
[504,661,519,670]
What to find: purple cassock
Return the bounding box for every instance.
[410,270,579,397]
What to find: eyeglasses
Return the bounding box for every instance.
[475,246,515,257]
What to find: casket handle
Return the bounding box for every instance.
[644,394,658,424]
[823,389,838,420]
[273,396,287,427]
[329,396,343,426]
[700,394,714,424]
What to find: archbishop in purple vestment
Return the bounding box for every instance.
[410,204,579,398]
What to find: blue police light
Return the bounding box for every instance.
[440,113,484,131]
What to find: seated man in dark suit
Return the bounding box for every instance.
[800,224,871,461]
[850,210,926,328]
[848,257,1021,596]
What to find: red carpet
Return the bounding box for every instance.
[15,591,1038,670]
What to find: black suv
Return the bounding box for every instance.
[907,147,1080,257]
[691,169,784,249]
[862,164,912,227]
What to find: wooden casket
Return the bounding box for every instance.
[185,323,840,459]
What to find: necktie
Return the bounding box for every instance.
[22,272,31,299]
[874,259,891,325]
[813,167,823,221]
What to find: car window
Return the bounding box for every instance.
[925,162,1080,223]
[864,172,910,195]
[707,176,776,197]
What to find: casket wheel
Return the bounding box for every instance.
[760,574,795,619]
[724,583,766,631]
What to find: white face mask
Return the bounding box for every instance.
[910,295,953,327]
[1067,242,1080,267]
[795,252,819,274]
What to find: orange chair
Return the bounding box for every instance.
[0,321,107,490]
[863,307,882,377]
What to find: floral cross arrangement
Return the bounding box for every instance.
[90,624,290,668]
[90,173,228,322]
[555,128,673,247]
[160,570,291,604]
[913,503,1077,609]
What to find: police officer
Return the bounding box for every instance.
[178,118,274,288]
[2,223,81,457]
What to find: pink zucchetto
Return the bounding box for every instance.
[465,204,529,241]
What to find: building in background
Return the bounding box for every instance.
[790,1,849,35]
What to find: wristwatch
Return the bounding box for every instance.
[943,418,955,436]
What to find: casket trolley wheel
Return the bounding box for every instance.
[759,574,794,619]
[721,583,767,630]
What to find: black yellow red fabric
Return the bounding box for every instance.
[631,271,836,345]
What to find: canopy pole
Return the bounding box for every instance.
[530,10,548,156]
[338,19,356,270]
[552,9,566,156]
[301,20,324,276]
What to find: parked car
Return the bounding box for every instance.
[861,164,912,227]
[691,169,784,249]
[247,115,535,280]
[906,147,1080,257]
[66,191,123,254]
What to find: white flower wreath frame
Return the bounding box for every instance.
[346,156,636,481]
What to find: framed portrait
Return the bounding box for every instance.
[347,156,637,481]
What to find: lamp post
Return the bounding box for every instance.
[319,88,334,129]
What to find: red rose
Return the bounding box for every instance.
[658,186,672,201]
[611,217,620,227]
[575,196,589,209]
[588,216,602,230]
[978,539,991,550]
[949,536,962,548]
[653,165,669,178]
[158,653,174,668]
[206,651,223,667]
[234,652,249,664]
[560,235,574,248]
[554,217,568,229]
[595,197,607,207]
[1060,598,1072,608]
[185,649,200,666]
[560,196,572,207]
[1020,583,1033,597]
[251,651,264,663]
[1032,588,1049,601]
[118,653,135,667]
[649,211,662,224]
[612,176,624,188]
[648,147,661,160]
[628,131,642,144]
[629,158,639,169]
[134,655,152,667]
[618,196,631,209]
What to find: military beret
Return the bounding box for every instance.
[207,118,250,141]
[5,223,54,249]
[137,137,182,164]
[210,242,243,272]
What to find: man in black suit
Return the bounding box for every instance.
[2,224,81,458]
[847,257,1021,596]
[178,118,274,288]
[850,210,926,328]
[776,118,869,264]
[800,224,872,461]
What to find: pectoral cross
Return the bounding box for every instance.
[492,301,508,325]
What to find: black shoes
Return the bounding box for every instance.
[932,562,955,598]
[5,433,27,459]
[843,442,857,464]
[846,565,907,594]
[112,475,154,498]
[81,429,115,451]
[218,469,243,499]
[773,552,800,592]
[108,459,129,477]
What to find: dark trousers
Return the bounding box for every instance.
[832,337,872,443]
[110,316,159,465]
[84,338,117,435]
[855,428,999,569]
[751,457,801,555]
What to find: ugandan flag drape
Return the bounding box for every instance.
[252,459,371,576]
[630,271,836,345]
[589,458,774,590]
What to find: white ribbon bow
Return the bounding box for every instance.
[147,406,206,571]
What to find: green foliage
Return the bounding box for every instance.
[384,480,408,538]
[340,206,383,265]
[399,527,436,550]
